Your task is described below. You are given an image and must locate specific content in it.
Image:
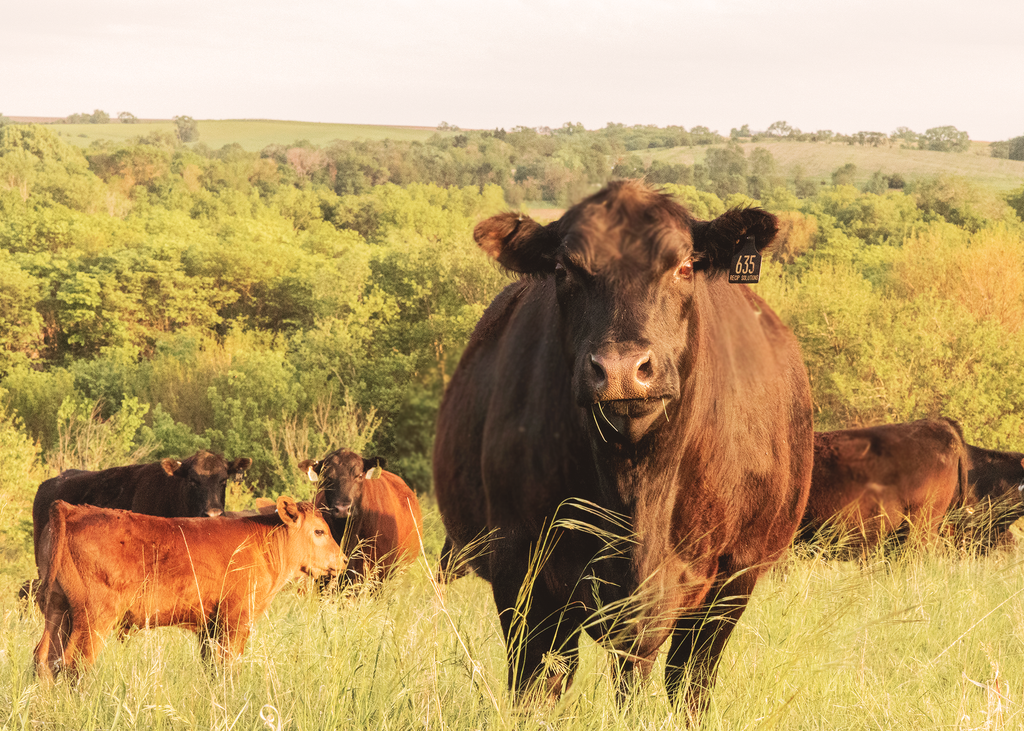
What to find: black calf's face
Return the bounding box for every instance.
[162,452,252,517]
[301,450,384,520]
[474,181,778,445]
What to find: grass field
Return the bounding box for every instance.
[50,119,451,150]
[3,500,1023,730]
[646,141,1024,194]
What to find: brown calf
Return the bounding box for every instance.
[35,496,339,683]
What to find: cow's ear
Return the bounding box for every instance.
[161,458,182,477]
[691,208,778,272]
[474,213,559,274]
[228,457,252,475]
[298,459,320,482]
[837,438,872,462]
[362,457,385,480]
[277,496,301,525]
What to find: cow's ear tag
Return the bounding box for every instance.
[367,465,382,480]
[306,466,318,482]
[729,235,761,284]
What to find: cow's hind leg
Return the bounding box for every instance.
[64,609,117,679]
[666,570,757,723]
[35,588,74,684]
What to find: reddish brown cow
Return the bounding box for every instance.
[298,449,423,584]
[798,419,970,553]
[34,497,339,683]
[434,181,813,719]
[31,451,252,568]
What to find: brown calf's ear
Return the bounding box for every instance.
[161,458,182,477]
[691,208,779,272]
[474,213,559,274]
[277,496,301,525]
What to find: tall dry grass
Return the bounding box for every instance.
[4,501,1024,730]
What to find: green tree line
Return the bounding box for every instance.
[1,121,1023,561]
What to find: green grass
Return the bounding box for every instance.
[646,141,1024,193]
[4,501,1024,729]
[51,119,452,150]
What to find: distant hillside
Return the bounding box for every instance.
[645,140,1024,193]
[13,117,1022,196]
[38,119,451,149]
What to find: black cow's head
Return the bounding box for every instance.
[474,180,778,445]
[160,451,252,517]
[298,450,385,520]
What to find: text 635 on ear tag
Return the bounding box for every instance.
[729,236,761,284]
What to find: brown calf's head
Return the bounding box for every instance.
[160,451,253,517]
[474,180,778,445]
[298,449,386,520]
[276,496,342,578]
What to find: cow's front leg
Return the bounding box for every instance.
[666,569,758,723]
[491,543,584,704]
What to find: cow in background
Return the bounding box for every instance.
[299,449,423,585]
[798,419,969,555]
[31,451,252,569]
[34,496,339,683]
[434,180,813,720]
[954,444,1024,549]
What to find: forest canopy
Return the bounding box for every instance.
[1,121,1023,559]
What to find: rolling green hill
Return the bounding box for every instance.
[37,118,1023,193]
[645,140,1024,193]
[50,119,451,149]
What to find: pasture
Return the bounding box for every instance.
[2,501,1023,730]
[646,141,1024,193]
[49,119,450,149]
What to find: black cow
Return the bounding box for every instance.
[31,451,252,569]
[433,181,813,720]
[956,444,1024,548]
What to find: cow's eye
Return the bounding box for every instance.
[674,259,693,281]
[554,261,567,280]
[315,529,325,537]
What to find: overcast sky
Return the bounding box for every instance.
[3,0,1021,141]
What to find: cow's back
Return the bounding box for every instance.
[802,419,968,549]
[32,465,156,564]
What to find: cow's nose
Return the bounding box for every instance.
[331,503,352,518]
[206,508,223,517]
[588,348,654,400]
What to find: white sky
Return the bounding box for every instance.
[2,0,1022,141]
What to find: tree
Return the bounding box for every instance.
[611,154,645,179]
[891,127,920,148]
[765,120,796,138]
[173,115,199,143]
[923,126,970,153]
[1007,135,1024,161]
[831,163,857,186]
[118,111,138,124]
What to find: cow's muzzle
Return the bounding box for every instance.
[590,397,672,444]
